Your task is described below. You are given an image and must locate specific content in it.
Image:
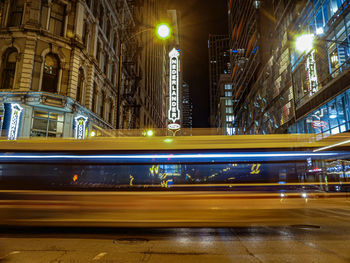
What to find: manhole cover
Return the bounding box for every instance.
[290,224,321,230]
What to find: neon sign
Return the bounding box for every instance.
[74,116,88,139]
[311,120,327,129]
[306,50,318,96]
[8,104,23,140]
[168,48,181,126]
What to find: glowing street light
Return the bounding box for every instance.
[156,23,171,40]
[295,33,315,53]
[146,129,154,137]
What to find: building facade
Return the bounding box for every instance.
[181,82,192,129]
[216,74,235,135]
[0,0,170,139]
[208,34,230,127]
[231,0,350,139]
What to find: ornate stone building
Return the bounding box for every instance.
[0,0,168,139]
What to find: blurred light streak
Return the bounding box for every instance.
[0,152,339,160]
[313,139,350,152]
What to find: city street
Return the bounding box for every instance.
[1,207,350,263]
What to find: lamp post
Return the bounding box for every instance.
[116,23,171,129]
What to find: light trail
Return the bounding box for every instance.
[0,152,339,160]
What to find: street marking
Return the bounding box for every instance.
[9,251,20,255]
[92,252,107,260]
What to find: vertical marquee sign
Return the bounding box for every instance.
[8,104,23,140]
[306,50,318,96]
[74,116,88,139]
[3,103,23,140]
[168,48,181,130]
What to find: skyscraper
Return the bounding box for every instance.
[181,82,192,129]
[208,34,230,127]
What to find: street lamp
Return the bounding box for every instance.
[116,23,171,129]
[156,23,171,40]
[295,33,315,53]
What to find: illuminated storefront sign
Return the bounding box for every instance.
[7,104,23,140]
[168,48,180,127]
[74,116,88,139]
[306,50,318,96]
[167,123,180,130]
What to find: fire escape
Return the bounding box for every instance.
[118,0,142,129]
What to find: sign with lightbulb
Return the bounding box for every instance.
[168,48,181,130]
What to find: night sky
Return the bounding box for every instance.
[167,0,228,127]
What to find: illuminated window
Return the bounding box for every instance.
[49,2,66,36]
[224,84,232,90]
[0,48,17,89]
[42,53,59,93]
[31,109,64,137]
[225,91,232,97]
[226,115,233,122]
[225,100,233,106]
[226,107,233,114]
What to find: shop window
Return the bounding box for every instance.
[0,48,17,89]
[42,53,59,93]
[49,1,66,36]
[7,0,24,27]
[31,109,64,137]
[76,68,84,104]
[328,100,339,129]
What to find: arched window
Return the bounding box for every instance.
[76,68,84,103]
[1,48,18,89]
[42,53,59,93]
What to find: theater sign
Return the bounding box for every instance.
[168,48,181,130]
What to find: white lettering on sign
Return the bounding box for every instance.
[168,48,180,124]
[8,104,23,140]
[74,116,88,139]
[306,50,318,96]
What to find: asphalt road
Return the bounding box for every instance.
[1,207,350,263]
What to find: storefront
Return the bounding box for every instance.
[289,88,350,137]
[0,92,112,140]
